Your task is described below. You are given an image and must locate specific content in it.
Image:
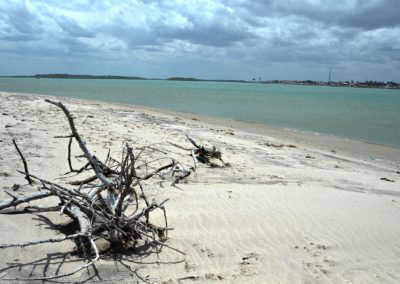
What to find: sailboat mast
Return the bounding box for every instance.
[328,67,332,84]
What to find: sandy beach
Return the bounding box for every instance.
[1,91,400,283]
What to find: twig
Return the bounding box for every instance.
[12,138,33,185]
[0,191,52,210]
[0,205,60,214]
[0,233,85,249]
[3,236,100,281]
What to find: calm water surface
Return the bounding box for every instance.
[1,78,399,147]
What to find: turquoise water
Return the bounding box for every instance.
[1,78,399,147]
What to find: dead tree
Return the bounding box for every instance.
[0,99,192,281]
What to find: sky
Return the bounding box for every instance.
[0,0,399,81]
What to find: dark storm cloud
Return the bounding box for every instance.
[4,3,42,34]
[238,0,400,30]
[338,0,400,29]
[56,16,95,38]
[0,2,43,41]
[103,21,160,48]
[229,0,400,70]
[154,23,252,47]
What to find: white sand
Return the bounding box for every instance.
[0,92,400,283]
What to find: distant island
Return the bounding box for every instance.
[1,74,399,89]
[35,74,146,80]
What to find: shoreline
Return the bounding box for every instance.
[2,76,399,90]
[1,78,399,150]
[2,91,399,165]
[1,91,400,282]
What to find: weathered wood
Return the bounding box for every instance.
[0,205,60,214]
[0,233,85,249]
[12,138,33,185]
[0,99,197,281]
[171,135,225,168]
[0,191,52,210]
[45,99,112,188]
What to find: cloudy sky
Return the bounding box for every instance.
[0,0,399,81]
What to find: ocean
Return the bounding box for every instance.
[1,78,399,147]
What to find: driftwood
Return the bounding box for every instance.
[0,99,197,281]
[12,138,33,185]
[170,135,227,172]
[0,190,52,211]
[186,135,223,165]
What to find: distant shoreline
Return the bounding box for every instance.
[1,74,399,89]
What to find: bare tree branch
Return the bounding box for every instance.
[0,233,85,249]
[12,138,33,185]
[45,99,112,188]
[0,191,52,210]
